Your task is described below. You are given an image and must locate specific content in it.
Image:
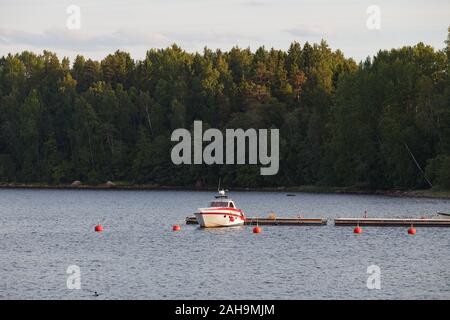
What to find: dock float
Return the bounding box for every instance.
[185,216,327,226]
[334,217,450,227]
[438,212,450,217]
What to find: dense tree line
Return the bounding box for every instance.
[0,30,449,190]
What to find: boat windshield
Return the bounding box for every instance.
[210,201,231,207]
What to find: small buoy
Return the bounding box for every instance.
[354,226,362,234]
[253,226,262,233]
[94,224,103,232]
[172,225,181,232]
[229,216,235,222]
[408,227,416,235]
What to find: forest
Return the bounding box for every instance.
[0,29,449,190]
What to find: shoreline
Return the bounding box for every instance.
[1,183,449,199]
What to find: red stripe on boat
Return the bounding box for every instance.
[205,207,242,213]
[198,212,244,218]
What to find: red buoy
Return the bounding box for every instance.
[95,224,103,232]
[354,226,362,234]
[229,216,235,222]
[408,227,416,235]
[172,225,181,232]
[253,226,262,233]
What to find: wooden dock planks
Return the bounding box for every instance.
[185,216,327,226]
[334,217,450,227]
[186,216,450,227]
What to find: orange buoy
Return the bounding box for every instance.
[354,226,362,234]
[253,226,262,233]
[172,225,181,232]
[94,224,103,232]
[408,227,416,235]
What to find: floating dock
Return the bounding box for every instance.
[438,212,450,217]
[185,216,450,227]
[334,217,450,227]
[185,216,327,226]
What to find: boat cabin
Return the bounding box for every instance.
[209,190,236,208]
[209,200,236,208]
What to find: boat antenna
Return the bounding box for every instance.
[218,177,221,192]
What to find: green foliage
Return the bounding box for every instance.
[0,32,449,189]
[426,155,450,189]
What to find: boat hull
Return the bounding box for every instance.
[195,208,245,228]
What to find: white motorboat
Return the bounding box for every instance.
[195,190,246,228]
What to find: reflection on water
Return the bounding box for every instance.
[0,189,449,299]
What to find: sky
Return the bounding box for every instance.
[0,0,449,63]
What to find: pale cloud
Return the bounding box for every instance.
[244,0,267,6]
[0,27,260,56]
[283,25,333,38]
[0,28,169,51]
[169,31,259,44]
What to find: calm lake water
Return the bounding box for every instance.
[0,188,449,299]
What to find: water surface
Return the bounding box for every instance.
[0,189,449,299]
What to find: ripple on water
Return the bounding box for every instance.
[0,189,449,299]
